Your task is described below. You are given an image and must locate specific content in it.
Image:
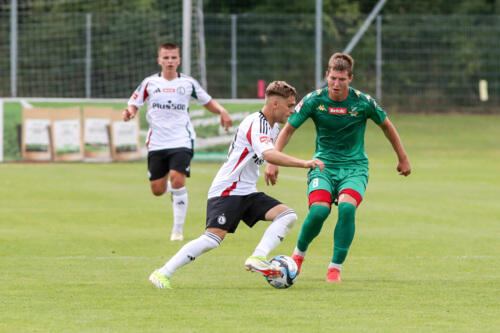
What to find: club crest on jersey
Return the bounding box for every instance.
[217,215,227,225]
[349,106,359,117]
[176,87,186,95]
[329,107,347,114]
[132,93,138,100]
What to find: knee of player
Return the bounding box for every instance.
[308,204,331,221]
[338,202,356,219]
[278,209,298,229]
[151,188,165,196]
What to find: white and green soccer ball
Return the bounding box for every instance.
[265,255,298,289]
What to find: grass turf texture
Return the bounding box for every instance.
[1,113,499,332]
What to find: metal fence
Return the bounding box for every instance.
[1,12,499,111]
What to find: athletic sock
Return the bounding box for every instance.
[296,205,330,252]
[293,246,306,257]
[328,262,342,271]
[252,210,297,257]
[159,231,222,277]
[332,202,356,264]
[171,187,188,233]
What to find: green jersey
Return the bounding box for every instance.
[288,87,386,168]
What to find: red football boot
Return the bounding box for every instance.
[326,268,341,282]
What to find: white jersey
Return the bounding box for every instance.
[128,72,212,151]
[208,111,280,198]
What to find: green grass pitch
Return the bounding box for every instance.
[1,108,499,331]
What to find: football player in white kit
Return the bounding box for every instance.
[123,43,232,242]
[149,81,324,289]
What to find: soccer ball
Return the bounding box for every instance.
[265,255,298,289]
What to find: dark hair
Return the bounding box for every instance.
[328,53,354,76]
[265,81,297,98]
[158,42,180,54]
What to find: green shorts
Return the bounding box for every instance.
[307,167,368,205]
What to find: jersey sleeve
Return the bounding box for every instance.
[189,77,212,105]
[128,77,149,109]
[366,96,387,125]
[250,118,275,158]
[288,94,314,129]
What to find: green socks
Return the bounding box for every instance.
[332,202,356,264]
[296,205,330,252]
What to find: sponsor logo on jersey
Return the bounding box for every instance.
[176,87,186,95]
[152,102,186,110]
[260,136,273,144]
[163,88,176,93]
[329,107,347,114]
[317,104,326,112]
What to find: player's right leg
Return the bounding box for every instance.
[150,228,225,289]
[148,149,170,196]
[292,170,334,273]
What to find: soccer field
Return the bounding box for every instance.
[1,113,499,332]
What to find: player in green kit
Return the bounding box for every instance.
[265,53,411,282]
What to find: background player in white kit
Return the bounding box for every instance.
[149,81,324,289]
[123,42,233,241]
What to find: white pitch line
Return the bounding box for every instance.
[20,99,34,109]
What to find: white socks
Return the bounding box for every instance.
[159,231,222,277]
[252,209,298,257]
[171,186,188,234]
[293,247,306,257]
[328,262,342,271]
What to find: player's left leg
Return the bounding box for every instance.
[169,170,188,241]
[168,148,194,241]
[251,204,297,258]
[328,170,367,282]
[243,194,296,277]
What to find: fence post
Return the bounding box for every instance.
[376,14,382,102]
[86,13,92,98]
[315,0,322,89]
[0,100,3,162]
[231,14,237,99]
[182,0,192,76]
[10,0,18,97]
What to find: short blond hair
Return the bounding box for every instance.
[265,81,297,99]
[328,53,354,75]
